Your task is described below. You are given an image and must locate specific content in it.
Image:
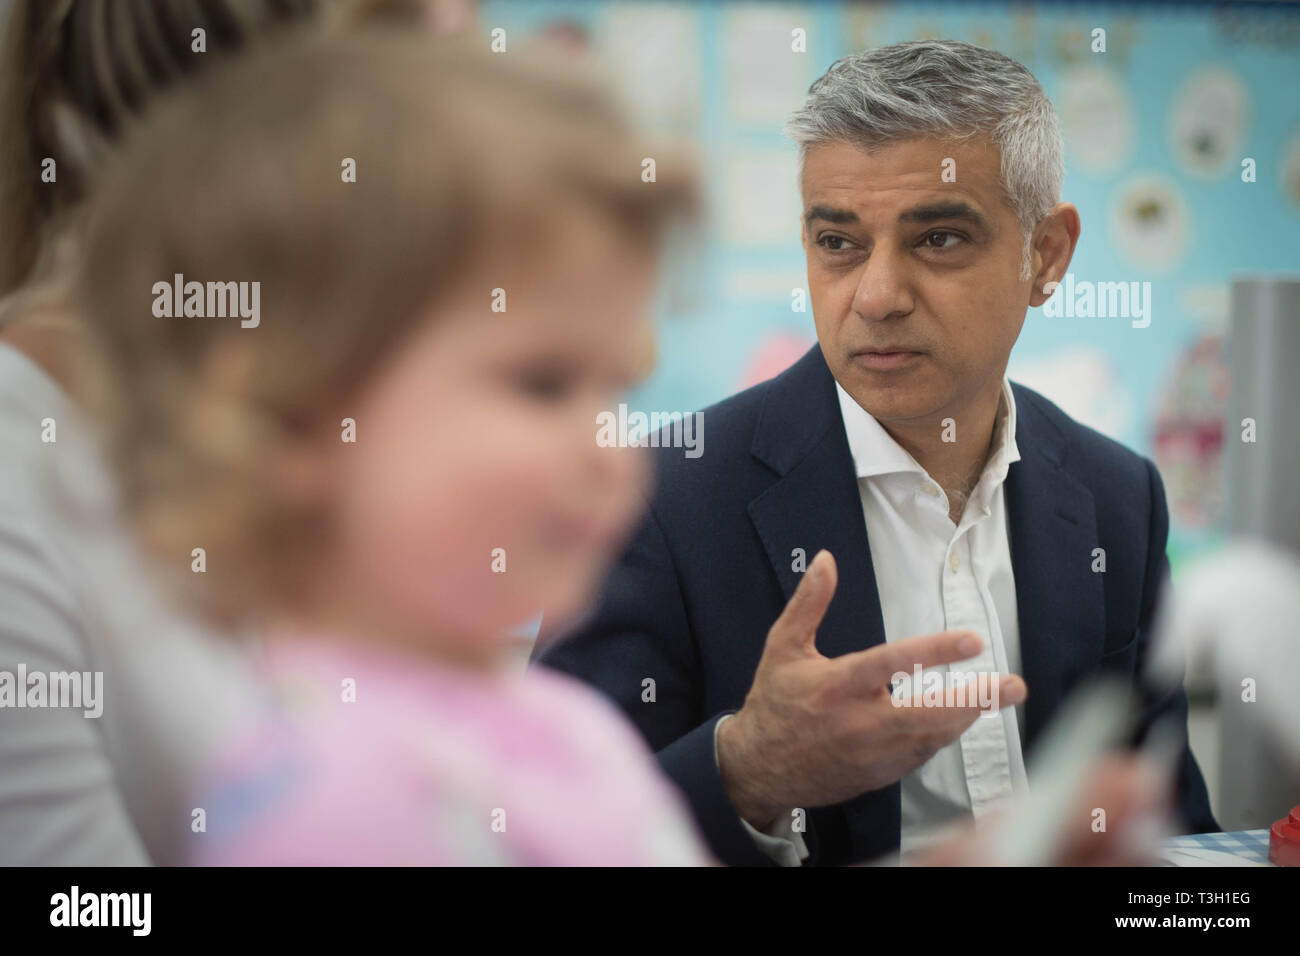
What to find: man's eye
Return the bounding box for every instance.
[817,235,856,252]
[922,230,965,250]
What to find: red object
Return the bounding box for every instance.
[1269,806,1300,866]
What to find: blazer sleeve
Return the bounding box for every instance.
[533,504,780,865]
[1133,457,1219,833]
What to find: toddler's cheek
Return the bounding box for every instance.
[403,522,553,630]
[525,543,615,633]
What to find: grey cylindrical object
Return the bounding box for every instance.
[1226,277,1300,549]
[1219,275,1300,830]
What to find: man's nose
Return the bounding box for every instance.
[850,243,915,322]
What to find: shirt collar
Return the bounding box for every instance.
[835,377,1021,484]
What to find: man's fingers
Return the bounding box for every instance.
[882,674,1028,743]
[932,674,1026,712]
[843,628,986,691]
[764,549,838,659]
[994,675,1028,710]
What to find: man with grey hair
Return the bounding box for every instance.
[536,40,1216,865]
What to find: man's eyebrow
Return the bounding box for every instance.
[803,204,859,227]
[898,202,988,227]
[804,201,991,229]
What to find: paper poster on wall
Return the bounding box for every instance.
[720,149,804,246]
[595,4,701,131]
[722,4,814,127]
[1008,346,1134,441]
[1168,66,1250,179]
[1058,65,1136,176]
[720,266,808,303]
[1109,173,1190,272]
[842,5,888,53]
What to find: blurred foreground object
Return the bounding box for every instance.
[1149,540,1300,828]
[916,680,1173,867]
[1270,806,1300,867]
[1192,274,1300,829]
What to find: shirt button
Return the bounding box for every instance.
[949,552,962,572]
[921,481,940,497]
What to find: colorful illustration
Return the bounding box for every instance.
[1152,335,1231,533]
[1168,67,1250,179]
[1109,173,1191,273]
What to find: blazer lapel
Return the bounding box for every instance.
[740,355,1105,858]
[1004,385,1106,755]
[746,347,887,661]
[746,346,898,862]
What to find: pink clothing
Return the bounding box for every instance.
[188,635,711,865]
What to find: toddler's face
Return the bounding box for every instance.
[317,208,656,666]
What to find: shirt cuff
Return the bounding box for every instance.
[712,714,810,866]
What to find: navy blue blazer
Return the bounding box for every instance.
[536,345,1217,866]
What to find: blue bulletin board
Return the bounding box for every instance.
[483,0,1300,567]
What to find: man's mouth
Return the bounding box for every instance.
[851,347,926,371]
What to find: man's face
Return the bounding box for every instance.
[800,136,1034,427]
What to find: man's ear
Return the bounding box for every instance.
[1027,202,1081,307]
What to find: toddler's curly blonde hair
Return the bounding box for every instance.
[76,28,696,629]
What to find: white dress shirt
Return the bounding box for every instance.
[718,376,1029,864]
